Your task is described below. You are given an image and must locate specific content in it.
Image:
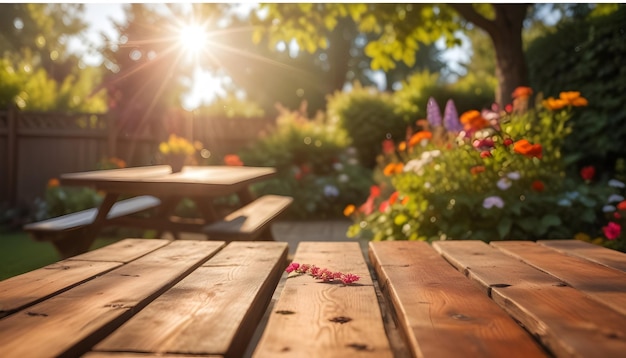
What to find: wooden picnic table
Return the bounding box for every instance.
[24,165,282,257]
[60,165,277,234]
[1,238,624,357]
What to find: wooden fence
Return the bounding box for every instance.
[0,106,275,209]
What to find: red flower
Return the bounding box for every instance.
[503,138,513,147]
[532,180,545,192]
[382,139,395,155]
[513,139,542,159]
[580,166,595,181]
[224,154,243,166]
[603,222,621,240]
[480,150,492,158]
[618,201,626,211]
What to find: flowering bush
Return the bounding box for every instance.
[344,88,614,245]
[238,105,373,219]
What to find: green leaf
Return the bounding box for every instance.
[497,217,513,239]
[541,214,562,228]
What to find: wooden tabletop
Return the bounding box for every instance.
[60,165,277,198]
[2,239,624,358]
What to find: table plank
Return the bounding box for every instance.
[0,239,169,318]
[492,241,626,316]
[0,260,120,318]
[67,238,171,263]
[253,241,393,358]
[369,241,546,358]
[539,239,626,273]
[0,240,225,358]
[434,240,626,358]
[93,242,288,357]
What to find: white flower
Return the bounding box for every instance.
[507,171,521,180]
[497,178,512,190]
[566,191,580,200]
[609,179,625,188]
[483,196,504,209]
[558,198,572,207]
[338,174,349,183]
[603,205,616,213]
[332,162,344,171]
[608,194,625,203]
[323,185,339,198]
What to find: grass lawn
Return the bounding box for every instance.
[0,231,128,281]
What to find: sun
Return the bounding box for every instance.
[178,23,209,58]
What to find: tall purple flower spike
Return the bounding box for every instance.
[443,99,462,133]
[426,97,442,128]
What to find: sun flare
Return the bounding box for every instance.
[178,23,208,57]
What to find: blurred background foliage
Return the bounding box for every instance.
[0,3,624,222]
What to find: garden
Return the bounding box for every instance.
[1,4,626,281]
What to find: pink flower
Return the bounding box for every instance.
[285,262,360,285]
[603,222,622,240]
[340,273,360,285]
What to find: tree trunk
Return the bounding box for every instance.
[450,4,529,107]
[490,5,528,106]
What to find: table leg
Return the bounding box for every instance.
[153,196,183,239]
[236,188,255,205]
[83,193,120,249]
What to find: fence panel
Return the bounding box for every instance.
[0,108,275,211]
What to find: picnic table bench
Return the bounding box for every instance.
[22,165,292,258]
[1,238,625,357]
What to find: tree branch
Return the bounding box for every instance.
[448,4,498,36]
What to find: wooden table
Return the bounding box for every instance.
[2,239,625,358]
[60,165,276,240]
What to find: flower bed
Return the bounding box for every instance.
[344,87,625,251]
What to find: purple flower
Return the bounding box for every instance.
[483,196,504,209]
[426,97,442,128]
[443,99,462,133]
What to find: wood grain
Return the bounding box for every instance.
[370,241,546,358]
[253,241,393,358]
[434,240,626,358]
[539,239,626,273]
[492,240,626,316]
[67,238,170,263]
[93,242,288,357]
[0,260,120,318]
[0,240,225,358]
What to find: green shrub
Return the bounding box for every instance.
[344,88,625,251]
[326,83,409,168]
[238,105,373,219]
[394,71,496,122]
[526,6,626,171]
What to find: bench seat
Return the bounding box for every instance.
[203,195,293,241]
[23,195,161,257]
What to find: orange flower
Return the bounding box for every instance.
[47,178,60,188]
[224,154,243,166]
[513,139,542,159]
[383,162,404,176]
[543,91,588,110]
[459,110,489,132]
[532,180,545,192]
[558,91,588,107]
[343,204,356,217]
[388,191,399,205]
[512,86,533,99]
[470,166,486,175]
[542,97,568,111]
[397,141,407,152]
[617,200,626,211]
[408,131,432,147]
